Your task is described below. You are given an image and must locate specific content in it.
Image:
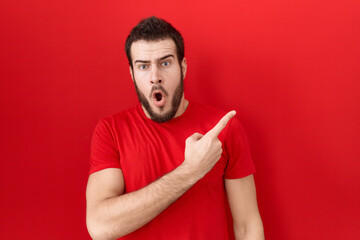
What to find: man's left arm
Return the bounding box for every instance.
[225,174,265,240]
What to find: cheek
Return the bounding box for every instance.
[139,85,151,96]
[165,69,182,88]
[134,74,150,91]
[134,71,147,82]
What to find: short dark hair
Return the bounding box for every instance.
[125,16,185,69]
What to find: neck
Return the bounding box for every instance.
[174,96,189,118]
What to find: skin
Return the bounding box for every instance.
[129,39,188,122]
[86,38,264,240]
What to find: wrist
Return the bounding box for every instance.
[176,161,200,186]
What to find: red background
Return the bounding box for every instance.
[1,0,359,239]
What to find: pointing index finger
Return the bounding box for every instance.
[206,110,236,138]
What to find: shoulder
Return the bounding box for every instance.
[98,105,140,126]
[189,101,228,119]
[188,101,244,139]
[93,105,143,136]
[190,101,242,125]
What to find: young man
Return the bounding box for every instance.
[86,16,264,240]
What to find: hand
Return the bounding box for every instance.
[183,111,236,179]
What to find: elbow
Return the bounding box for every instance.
[86,216,114,240]
[233,218,264,239]
[86,219,105,240]
[86,215,128,240]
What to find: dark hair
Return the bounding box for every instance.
[125,16,184,69]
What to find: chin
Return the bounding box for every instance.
[151,103,167,113]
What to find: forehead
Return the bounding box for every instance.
[131,38,177,62]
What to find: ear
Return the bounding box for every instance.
[181,57,187,79]
[129,66,134,82]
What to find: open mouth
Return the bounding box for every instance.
[152,90,166,107]
[154,92,163,102]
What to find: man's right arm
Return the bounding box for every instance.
[86,111,236,240]
[86,164,199,240]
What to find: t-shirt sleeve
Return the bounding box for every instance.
[224,117,256,179]
[89,118,121,175]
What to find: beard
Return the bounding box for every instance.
[133,70,184,123]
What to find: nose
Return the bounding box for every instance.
[150,65,162,85]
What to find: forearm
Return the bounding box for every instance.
[88,163,198,240]
[234,217,264,240]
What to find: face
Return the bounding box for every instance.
[130,38,187,123]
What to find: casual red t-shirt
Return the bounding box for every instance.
[89,101,256,240]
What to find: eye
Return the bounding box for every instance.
[139,65,148,70]
[162,61,170,67]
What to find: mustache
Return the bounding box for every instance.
[149,85,169,98]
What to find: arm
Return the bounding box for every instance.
[225,175,264,240]
[86,111,237,240]
[86,165,197,240]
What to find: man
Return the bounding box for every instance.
[86,16,264,240]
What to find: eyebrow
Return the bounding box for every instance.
[134,54,175,64]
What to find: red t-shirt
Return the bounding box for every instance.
[89,101,256,239]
